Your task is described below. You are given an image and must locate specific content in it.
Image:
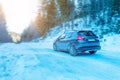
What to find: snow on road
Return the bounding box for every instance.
[0,36,120,80]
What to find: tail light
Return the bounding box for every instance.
[77,36,85,40]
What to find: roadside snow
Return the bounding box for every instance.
[0,34,120,80]
[101,34,120,52]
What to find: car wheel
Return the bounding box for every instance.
[53,43,58,51]
[69,46,77,56]
[89,51,96,54]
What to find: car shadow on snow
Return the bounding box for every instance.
[53,50,95,57]
[77,52,94,56]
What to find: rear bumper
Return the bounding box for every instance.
[76,46,101,52]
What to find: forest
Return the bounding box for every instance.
[0,0,120,42]
[36,0,120,34]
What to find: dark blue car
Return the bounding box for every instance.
[53,30,101,56]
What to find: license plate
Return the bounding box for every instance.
[88,39,95,41]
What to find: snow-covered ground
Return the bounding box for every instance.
[0,34,120,80]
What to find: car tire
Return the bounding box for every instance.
[89,51,96,54]
[69,46,77,56]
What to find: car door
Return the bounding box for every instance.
[58,33,72,51]
[56,34,66,51]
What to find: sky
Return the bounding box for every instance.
[0,0,39,34]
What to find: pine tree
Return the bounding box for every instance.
[35,0,57,36]
[112,0,120,14]
[57,0,74,21]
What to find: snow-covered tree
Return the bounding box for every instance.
[34,0,120,37]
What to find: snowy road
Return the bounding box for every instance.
[0,41,120,80]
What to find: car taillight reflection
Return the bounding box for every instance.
[77,36,85,40]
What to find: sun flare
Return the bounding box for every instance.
[0,0,39,34]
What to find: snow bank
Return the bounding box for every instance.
[101,34,120,52]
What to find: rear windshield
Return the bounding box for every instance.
[78,31,96,36]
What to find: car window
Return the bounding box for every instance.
[59,34,65,39]
[78,31,95,36]
[65,33,72,39]
[58,33,72,40]
[71,32,77,39]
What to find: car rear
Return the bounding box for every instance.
[75,31,101,53]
